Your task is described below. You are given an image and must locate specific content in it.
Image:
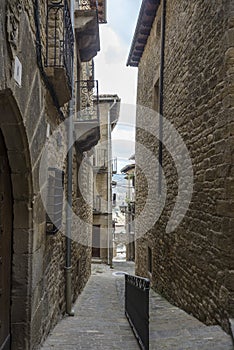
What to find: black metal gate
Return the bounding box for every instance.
[0,130,13,350]
[125,274,150,350]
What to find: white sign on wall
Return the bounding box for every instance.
[14,56,22,86]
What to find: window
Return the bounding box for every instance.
[156,18,161,38]
[46,168,64,234]
[153,80,159,112]
[148,247,152,274]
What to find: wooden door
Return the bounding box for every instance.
[92,225,100,258]
[0,130,12,350]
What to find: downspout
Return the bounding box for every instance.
[158,0,167,194]
[107,99,117,267]
[65,0,75,316]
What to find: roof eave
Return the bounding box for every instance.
[127,0,160,67]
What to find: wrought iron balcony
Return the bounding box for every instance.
[112,157,117,174]
[75,0,106,23]
[93,148,108,172]
[74,0,106,61]
[74,80,100,152]
[45,0,74,106]
[93,153,117,174]
[76,80,99,121]
[93,194,102,213]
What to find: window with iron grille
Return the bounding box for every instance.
[46,168,64,234]
[148,246,152,274]
[45,0,74,91]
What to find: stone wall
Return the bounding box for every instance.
[0,0,93,349]
[71,150,93,299]
[92,100,116,263]
[135,0,234,333]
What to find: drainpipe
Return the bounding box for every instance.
[107,99,117,267]
[158,0,167,194]
[65,0,75,317]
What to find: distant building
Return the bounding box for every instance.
[121,162,135,261]
[128,0,234,336]
[92,95,120,265]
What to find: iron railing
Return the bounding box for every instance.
[45,0,74,90]
[76,80,99,121]
[46,168,64,234]
[125,274,150,350]
[75,0,97,10]
[75,0,106,23]
[93,148,108,169]
[112,157,117,174]
[93,195,102,212]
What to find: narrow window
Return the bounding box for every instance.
[153,80,159,112]
[46,168,64,234]
[148,247,152,274]
[156,18,161,38]
[153,79,162,195]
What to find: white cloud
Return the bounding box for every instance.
[94,26,138,105]
[112,127,135,173]
[106,0,142,47]
[112,138,135,157]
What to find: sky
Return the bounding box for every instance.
[94,0,142,172]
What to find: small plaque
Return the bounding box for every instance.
[14,56,22,86]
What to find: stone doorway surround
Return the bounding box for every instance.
[0,90,33,350]
[0,128,13,350]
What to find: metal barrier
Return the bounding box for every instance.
[125,274,150,350]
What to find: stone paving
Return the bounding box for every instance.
[40,262,233,350]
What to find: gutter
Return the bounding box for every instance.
[158,0,167,194]
[65,0,75,317]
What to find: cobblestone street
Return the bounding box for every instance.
[41,262,233,350]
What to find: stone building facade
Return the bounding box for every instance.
[0,0,105,349]
[92,95,120,265]
[120,162,135,261]
[128,0,234,335]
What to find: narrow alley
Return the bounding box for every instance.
[41,262,233,350]
[0,0,233,349]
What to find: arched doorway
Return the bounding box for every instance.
[0,92,33,350]
[0,129,13,350]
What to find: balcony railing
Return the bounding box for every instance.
[93,194,102,212]
[75,0,106,23]
[76,80,99,121]
[75,0,96,10]
[45,0,74,92]
[74,79,100,152]
[93,149,108,169]
[112,157,117,174]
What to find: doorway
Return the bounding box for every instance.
[0,129,13,350]
[92,225,100,258]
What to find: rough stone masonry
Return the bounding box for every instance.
[134,0,234,335]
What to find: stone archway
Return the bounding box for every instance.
[0,91,33,350]
[0,129,13,350]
